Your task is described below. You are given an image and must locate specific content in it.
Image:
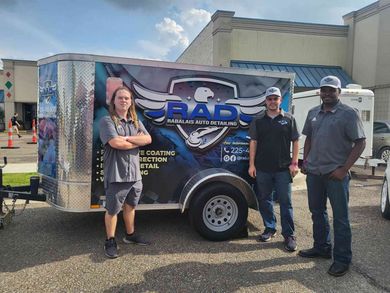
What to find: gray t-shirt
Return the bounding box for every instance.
[99,115,149,188]
[302,101,366,175]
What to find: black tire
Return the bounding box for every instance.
[378,147,390,161]
[381,178,390,219]
[189,183,248,241]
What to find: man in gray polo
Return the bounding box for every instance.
[298,76,366,277]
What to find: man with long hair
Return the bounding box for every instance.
[99,86,152,259]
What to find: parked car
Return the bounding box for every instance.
[373,121,390,161]
[380,161,390,219]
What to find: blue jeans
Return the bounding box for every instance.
[255,170,295,238]
[306,173,351,264]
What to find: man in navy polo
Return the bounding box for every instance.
[248,86,300,252]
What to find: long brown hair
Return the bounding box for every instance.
[108,86,139,129]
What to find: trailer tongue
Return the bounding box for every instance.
[0,157,45,229]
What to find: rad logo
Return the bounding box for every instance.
[39,80,57,104]
[133,77,266,151]
[39,79,57,118]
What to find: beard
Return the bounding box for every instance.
[321,98,339,107]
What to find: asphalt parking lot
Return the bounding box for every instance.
[0,131,37,163]
[1,134,389,292]
[1,182,389,292]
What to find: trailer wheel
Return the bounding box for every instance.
[189,183,248,241]
[381,178,390,219]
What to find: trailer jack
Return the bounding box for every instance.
[0,157,46,229]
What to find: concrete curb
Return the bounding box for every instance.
[2,163,37,173]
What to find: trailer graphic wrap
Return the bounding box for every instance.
[133,77,265,150]
[92,62,292,205]
[38,62,58,178]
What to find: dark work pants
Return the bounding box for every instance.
[306,173,352,264]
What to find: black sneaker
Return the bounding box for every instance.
[257,228,277,242]
[327,262,349,277]
[104,237,118,259]
[298,247,332,259]
[284,236,297,252]
[123,233,151,246]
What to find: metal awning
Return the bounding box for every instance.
[231,61,354,88]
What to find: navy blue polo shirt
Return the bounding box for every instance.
[249,110,300,172]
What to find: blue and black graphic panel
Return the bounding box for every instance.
[91,62,292,205]
[38,62,58,179]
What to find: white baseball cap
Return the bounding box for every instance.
[265,87,281,98]
[320,75,341,89]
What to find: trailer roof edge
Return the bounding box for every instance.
[38,53,295,80]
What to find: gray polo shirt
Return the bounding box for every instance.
[302,101,365,175]
[99,115,149,188]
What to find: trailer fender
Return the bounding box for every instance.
[179,168,256,213]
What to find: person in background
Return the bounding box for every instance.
[248,86,300,252]
[298,76,366,277]
[11,112,22,138]
[99,86,152,259]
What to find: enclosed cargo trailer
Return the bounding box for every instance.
[3,53,295,240]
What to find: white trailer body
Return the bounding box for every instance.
[292,85,374,163]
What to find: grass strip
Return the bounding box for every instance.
[2,172,38,186]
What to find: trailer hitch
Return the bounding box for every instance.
[0,157,46,229]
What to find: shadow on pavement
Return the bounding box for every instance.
[2,196,389,291]
[104,258,333,293]
[1,206,286,272]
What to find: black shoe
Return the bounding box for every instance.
[284,236,297,252]
[104,237,118,259]
[327,262,349,277]
[18,134,22,138]
[257,228,277,242]
[298,247,332,259]
[123,233,151,246]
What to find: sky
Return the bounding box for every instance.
[0,0,376,69]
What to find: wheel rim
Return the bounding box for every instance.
[381,179,388,213]
[202,195,238,232]
[381,149,390,161]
